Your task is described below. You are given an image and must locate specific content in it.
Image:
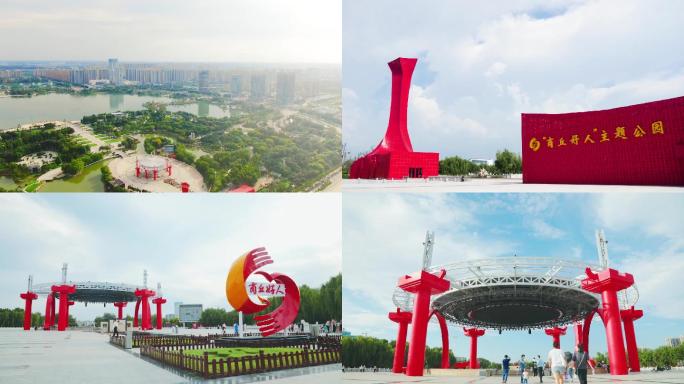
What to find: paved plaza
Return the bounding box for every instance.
[343,176,683,192]
[108,155,206,192]
[0,328,341,384]
[341,371,684,384]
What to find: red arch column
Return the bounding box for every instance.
[464,328,485,368]
[51,284,76,331]
[133,298,141,327]
[430,310,450,368]
[398,270,450,376]
[545,326,567,346]
[114,302,127,320]
[135,288,155,330]
[389,308,412,373]
[44,294,55,330]
[152,297,166,330]
[20,291,38,330]
[581,268,633,375]
[620,307,643,372]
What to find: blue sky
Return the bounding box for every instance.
[0,0,341,63]
[343,0,684,159]
[343,193,684,361]
[0,194,341,321]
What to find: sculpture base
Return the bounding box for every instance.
[350,151,439,179]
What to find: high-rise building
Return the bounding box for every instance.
[666,336,684,347]
[250,74,267,101]
[198,70,209,93]
[276,72,296,105]
[231,75,242,97]
[108,58,122,85]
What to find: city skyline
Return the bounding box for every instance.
[1,0,341,64]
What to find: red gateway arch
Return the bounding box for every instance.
[349,57,439,180]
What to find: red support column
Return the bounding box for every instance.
[464,328,485,369]
[620,307,643,372]
[51,284,76,331]
[153,169,158,181]
[135,289,155,330]
[398,270,450,376]
[581,268,634,375]
[114,302,127,320]
[152,297,166,330]
[545,326,567,346]
[133,298,141,327]
[44,294,55,330]
[135,160,140,177]
[20,291,38,330]
[388,308,412,373]
[167,163,172,176]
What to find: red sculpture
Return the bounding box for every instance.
[545,326,567,346]
[581,268,634,375]
[349,57,439,180]
[51,284,76,331]
[397,270,450,376]
[463,328,485,369]
[620,306,643,372]
[134,288,156,330]
[388,308,412,373]
[226,247,301,337]
[43,294,55,330]
[153,296,166,330]
[20,291,38,330]
[114,302,127,320]
[430,310,451,369]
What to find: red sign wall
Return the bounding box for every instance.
[522,96,684,186]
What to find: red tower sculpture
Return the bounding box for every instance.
[581,268,634,375]
[388,308,412,373]
[464,328,485,369]
[152,296,166,330]
[397,270,450,376]
[51,284,76,331]
[20,291,38,330]
[349,57,439,180]
[620,306,643,372]
[114,302,127,320]
[545,326,567,346]
[134,288,155,330]
[430,310,451,369]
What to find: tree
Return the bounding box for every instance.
[62,158,84,176]
[494,149,522,175]
[94,313,117,327]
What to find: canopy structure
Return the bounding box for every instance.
[32,281,140,304]
[392,257,638,330]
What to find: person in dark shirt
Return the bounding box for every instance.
[503,355,511,383]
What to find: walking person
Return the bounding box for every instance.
[520,355,527,383]
[503,355,511,383]
[572,344,594,384]
[112,324,119,337]
[536,355,545,383]
[547,341,567,384]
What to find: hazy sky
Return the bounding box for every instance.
[0,0,341,63]
[343,193,684,360]
[0,194,341,321]
[343,0,684,159]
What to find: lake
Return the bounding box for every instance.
[38,160,110,192]
[0,93,230,130]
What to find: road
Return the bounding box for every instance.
[310,167,342,192]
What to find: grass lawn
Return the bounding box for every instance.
[184,347,302,362]
[24,180,42,192]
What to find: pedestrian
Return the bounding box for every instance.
[520,355,527,383]
[547,341,567,384]
[233,322,239,335]
[503,354,511,383]
[522,370,529,384]
[572,344,594,384]
[113,324,119,337]
[536,355,545,383]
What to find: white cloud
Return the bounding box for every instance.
[529,219,565,239]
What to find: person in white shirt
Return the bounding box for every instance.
[547,341,567,384]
